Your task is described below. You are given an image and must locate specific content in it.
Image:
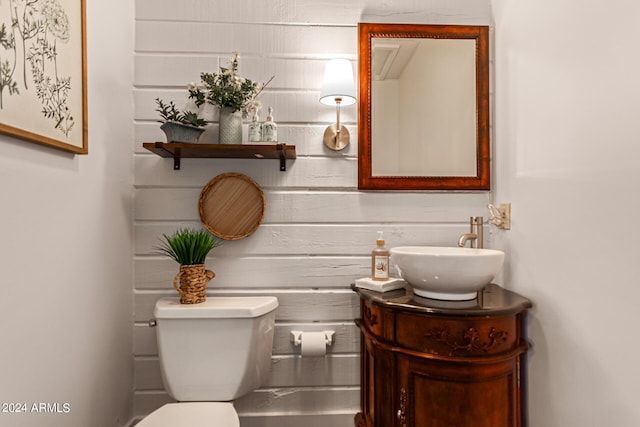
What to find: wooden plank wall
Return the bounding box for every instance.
[133,0,491,425]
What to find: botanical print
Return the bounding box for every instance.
[0,0,85,152]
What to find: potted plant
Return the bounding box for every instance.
[155,97,208,143]
[154,228,219,304]
[188,52,274,144]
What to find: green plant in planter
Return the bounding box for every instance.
[155,228,219,304]
[156,98,208,143]
[155,98,207,127]
[188,51,274,114]
[154,228,218,266]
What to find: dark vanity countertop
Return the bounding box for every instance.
[352,283,532,316]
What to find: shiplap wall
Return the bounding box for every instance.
[133,1,492,425]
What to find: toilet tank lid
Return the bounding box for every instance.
[154,296,278,319]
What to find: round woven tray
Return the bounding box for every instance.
[199,173,265,240]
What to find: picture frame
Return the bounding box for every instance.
[0,0,87,154]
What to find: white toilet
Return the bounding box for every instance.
[137,295,279,427]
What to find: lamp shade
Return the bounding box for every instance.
[319,59,356,106]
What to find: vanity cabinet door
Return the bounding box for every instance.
[396,353,522,427]
[357,322,397,427]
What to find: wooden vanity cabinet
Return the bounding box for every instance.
[354,284,532,427]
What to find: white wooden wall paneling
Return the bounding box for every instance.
[234,387,360,415]
[136,23,355,56]
[135,0,490,25]
[135,223,470,257]
[134,257,371,290]
[135,0,365,24]
[135,55,331,90]
[134,157,494,196]
[133,388,359,415]
[135,188,490,222]
[133,0,492,423]
[134,322,359,356]
[135,354,359,391]
[134,154,357,188]
[134,90,357,125]
[133,359,361,424]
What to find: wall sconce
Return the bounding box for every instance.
[319,59,356,151]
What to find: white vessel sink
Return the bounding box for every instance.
[389,246,505,301]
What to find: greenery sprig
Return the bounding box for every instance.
[154,228,219,265]
[189,52,274,114]
[155,98,207,127]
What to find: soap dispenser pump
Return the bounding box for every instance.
[371,231,389,281]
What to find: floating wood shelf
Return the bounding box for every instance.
[142,142,297,171]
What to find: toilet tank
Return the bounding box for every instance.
[153,296,278,401]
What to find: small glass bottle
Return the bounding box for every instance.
[371,231,389,281]
[262,107,278,142]
[248,108,262,142]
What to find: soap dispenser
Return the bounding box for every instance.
[262,107,278,142]
[248,107,262,142]
[371,231,389,281]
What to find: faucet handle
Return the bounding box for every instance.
[470,216,483,249]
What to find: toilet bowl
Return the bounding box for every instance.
[136,296,278,426]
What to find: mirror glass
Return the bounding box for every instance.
[358,23,490,190]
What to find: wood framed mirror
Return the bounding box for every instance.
[358,23,490,190]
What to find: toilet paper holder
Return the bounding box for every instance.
[290,330,335,347]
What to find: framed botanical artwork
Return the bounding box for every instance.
[0,0,87,154]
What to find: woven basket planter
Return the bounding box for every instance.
[173,264,215,304]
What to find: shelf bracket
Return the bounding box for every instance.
[173,156,181,170]
[277,144,287,171]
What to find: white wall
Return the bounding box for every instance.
[132,0,491,425]
[492,0,640,426]
[0,1,134,426]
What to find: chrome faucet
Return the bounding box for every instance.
[458,216,483,248]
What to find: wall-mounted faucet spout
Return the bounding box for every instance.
[458,232,477,248]
[458,216,483,248]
